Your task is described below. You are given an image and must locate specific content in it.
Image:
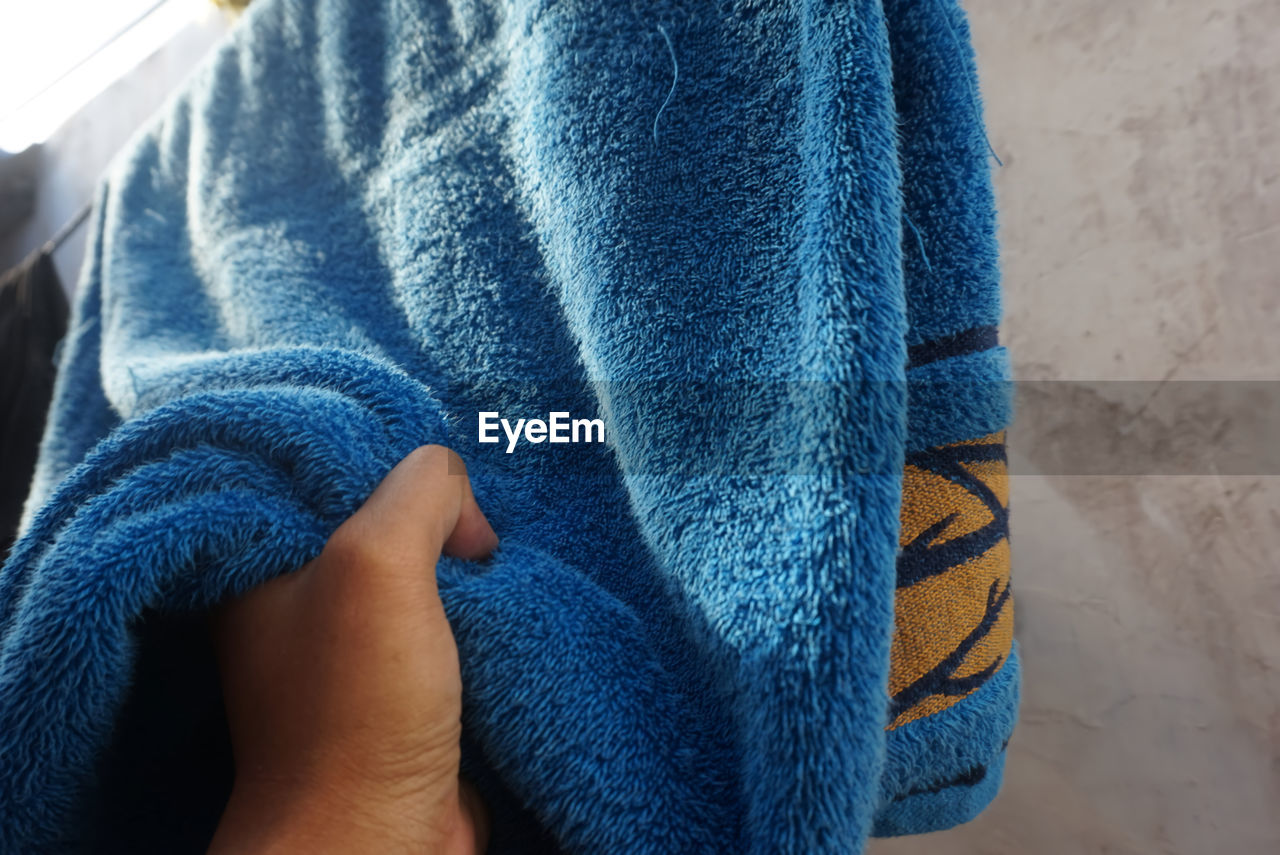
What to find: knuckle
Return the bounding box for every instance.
[405,444,462,477]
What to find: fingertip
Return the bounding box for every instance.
[442,496,498,561]
[355,444,497,560]
[442,453,498,560]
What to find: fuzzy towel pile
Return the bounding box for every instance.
[0,0,1017,851]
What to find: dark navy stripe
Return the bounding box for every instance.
[894,764,988,800]
[897,516,1008,589]
[905,441,1006,469]
[889,580,1012,717]
[907,325,998,368]
[892,739,1011,801]
[897,444,1009,589]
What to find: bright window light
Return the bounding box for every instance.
[0,0,206,154]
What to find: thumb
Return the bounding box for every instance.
[333,445,499,572]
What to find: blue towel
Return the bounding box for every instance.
[0,0,1017,851]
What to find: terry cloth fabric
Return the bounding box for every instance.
[0,249,69,565]
[0,0,1016,852]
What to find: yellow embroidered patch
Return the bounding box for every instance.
[888,431,1012,730]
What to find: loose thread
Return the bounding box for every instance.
[903,212,933,273]
[934,0,1003,167]
[653,25,678,146]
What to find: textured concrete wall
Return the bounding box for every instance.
[873,2,1280,853]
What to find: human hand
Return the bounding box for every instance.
[207,446,496,854]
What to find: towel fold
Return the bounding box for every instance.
[0,0,1016,851]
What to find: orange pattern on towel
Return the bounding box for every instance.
[888,431,1013,730]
